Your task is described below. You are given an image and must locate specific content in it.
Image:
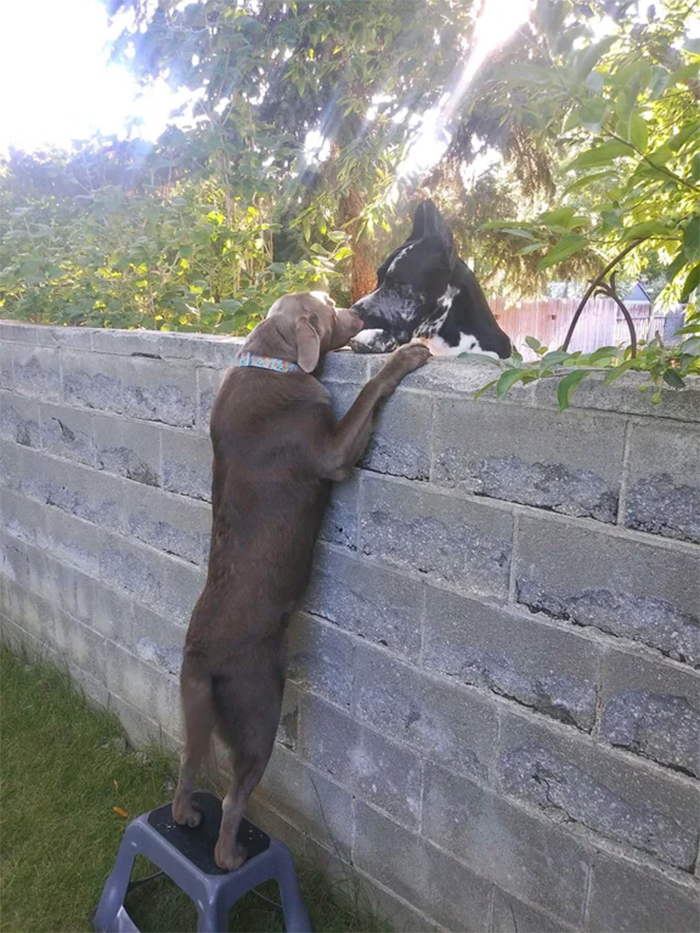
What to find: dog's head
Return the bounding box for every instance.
[265,291,364,372]
[352,200,511,358]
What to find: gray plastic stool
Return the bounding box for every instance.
[92,792,312,933]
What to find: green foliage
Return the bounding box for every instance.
[474,0,700,309]
[0,142,348,332]
[464,318,700,410]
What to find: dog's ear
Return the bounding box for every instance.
[296,315,321,372]
[410,200,453,249]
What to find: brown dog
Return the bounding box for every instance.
[172,290,430,870]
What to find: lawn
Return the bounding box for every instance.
[0,646,388,933]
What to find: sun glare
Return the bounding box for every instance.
[0,0,182,153]
[399,0,532,178]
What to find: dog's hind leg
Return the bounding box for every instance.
[212,668,283,871]
[173,656,216,828]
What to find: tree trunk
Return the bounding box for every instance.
[338,188,376,304]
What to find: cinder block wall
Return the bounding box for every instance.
[1,320,699,933]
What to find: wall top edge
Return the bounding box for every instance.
[2,319,699,422]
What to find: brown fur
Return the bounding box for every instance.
[172,291,430,870]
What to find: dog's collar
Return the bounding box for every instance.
[234,351,302,374]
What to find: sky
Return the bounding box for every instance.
[0,0,535,162]
[0,0,181,153]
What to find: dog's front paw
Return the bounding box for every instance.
[172,793,203,828]
[214,840,248,872]
[391,343,431,373]
[350,329,399,354]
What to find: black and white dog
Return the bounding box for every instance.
[350,200,511,358]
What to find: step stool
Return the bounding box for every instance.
[92,791,312,933]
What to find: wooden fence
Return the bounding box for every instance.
[489,297,673,359]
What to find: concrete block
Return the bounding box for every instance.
[64,659,110,708]
[515,516,700,666]
[423,589,599,732]
[305,544,423,662]
[0,392,41,448]
[73,569,133,642]
[535,371,700,424]
[353,800,493,932]
[0,574,55,646]
[12,344,61,401]
[91,328,162,356]
[320,349,370,384]
[367,355,534,404]
[586,852,700,932]
[62,351,122,412]
[162,427,212,501]
[39,402,96,466]
[1,486,49,551]
[0,340,13,390]
[99,533,202,624]
[362,390,432,482]
[0,438,22,490]
[599,648,700,778]
[491,889,574,932]
[132,606,186,677]
[107,692,167,748]
[196,366,225,431]
[34,550,82,620]
[299,692,422,828]
[256,744,354,859]
[0,321,38,344]
[93,412,162,487]
[120,357,197,428]
[23,453,124,534]
[278,682,298,751]
[320,472,359,550]
[52,608,108,684]
[422,763,591,927]
[360,476,512,600]
[45,508,105,578]
[123,482,210,565]
[104,639,181,738]
[33,324,93,349]
[498,710,700,871]
[353,642,498,781]
[624,421,700,544]
[287,612,354,711]
[433,400,625,523]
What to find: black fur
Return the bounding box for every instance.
[351,200,511,358]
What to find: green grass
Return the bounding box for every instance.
[0,646,391,933]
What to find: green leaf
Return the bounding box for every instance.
[573,36,616,79]
[539,207,576,229]
[630,114,648,151]
[473,378,500,401]
[524,336,542,351]
[557,370,590,411]
[563,170,616,194]
[692,154,700,182]
[537,235,588,271]
[680,336,700,356]
[496,369,527,399]
[665,247,688,284]
[603,359,636,383]
[458,353,504,368]
[683,217,700,263]
[680,263,700,301]
[621,220,670,241]
[568,140,631,170]
[539,350,572,368]
[575,98,609,133]
[587,346,620,364]
[663,369,686,389]
[668,119,700,152]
